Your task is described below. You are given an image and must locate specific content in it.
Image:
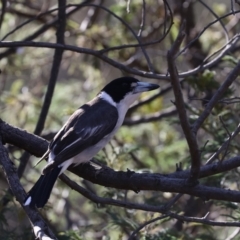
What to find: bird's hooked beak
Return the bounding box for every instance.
[133,81,159,94]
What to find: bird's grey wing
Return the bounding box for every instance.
[43,100,118,173]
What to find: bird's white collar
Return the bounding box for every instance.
[99,91,117,107]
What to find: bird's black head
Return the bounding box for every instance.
[101,77,159,103]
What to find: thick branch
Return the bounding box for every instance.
[61,172,240,232]
[2,120,240,203]
[0,119,239,177]
[0,119,48,156]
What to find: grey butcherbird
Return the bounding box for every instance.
[24,77,159,208]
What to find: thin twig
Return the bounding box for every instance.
[114,137,148,168]
[130,83,174,111]
[168,211,240,227]
[80,3,154,72]
[206,123,240,164]
[198,0,229,42]
[128,215,169,240]
[231,0,235,14]
[98,0,173,54]
[226,228,240,240]
[201,34,239,65]
[219,116,231,161]
[192,60,240,134]
[0,40,160,79]
[124,106,177,126]
[163,193,183,211]
[162,0,168,34]
[3,120,240,203]
[219,97,240,104]
[0,5,239,81]
[176,9,240,59]
[0,0,7,31]
[127,0,130,13]
[137,0,146,37]
[190,96,240,105]
[59,174,167,213]
[0,3,85,59]
[34,0,66,134]
[1,7,57,41]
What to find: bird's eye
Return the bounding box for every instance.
[122,83,128,88]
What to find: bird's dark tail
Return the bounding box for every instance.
[24,167,61,208]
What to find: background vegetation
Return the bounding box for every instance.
[1,0,240,239]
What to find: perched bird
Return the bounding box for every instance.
[24,77,159,208]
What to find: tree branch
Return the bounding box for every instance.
[0,35,238,80]
[0,0,7,31]
[129,215,169,239]
[34,0,66,135]
[1,0,68,210]
[0,3,84,59]
[0,140,57,240]
[2,120,240,204]
[60,173,240,238]
[167,22,201,183]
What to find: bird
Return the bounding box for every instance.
[24,76,159,208]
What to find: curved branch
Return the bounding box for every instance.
[0,36,238,81]
[97,0,174,54]
[34,0,66,135]
[2,120,240,203]
[198,0,229,42]
[137,0,146,37]
[176,10,240,59]
[0,140,57,240]
[0,4,85,59]
[167,22,201,182]
[128,215,169,240]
